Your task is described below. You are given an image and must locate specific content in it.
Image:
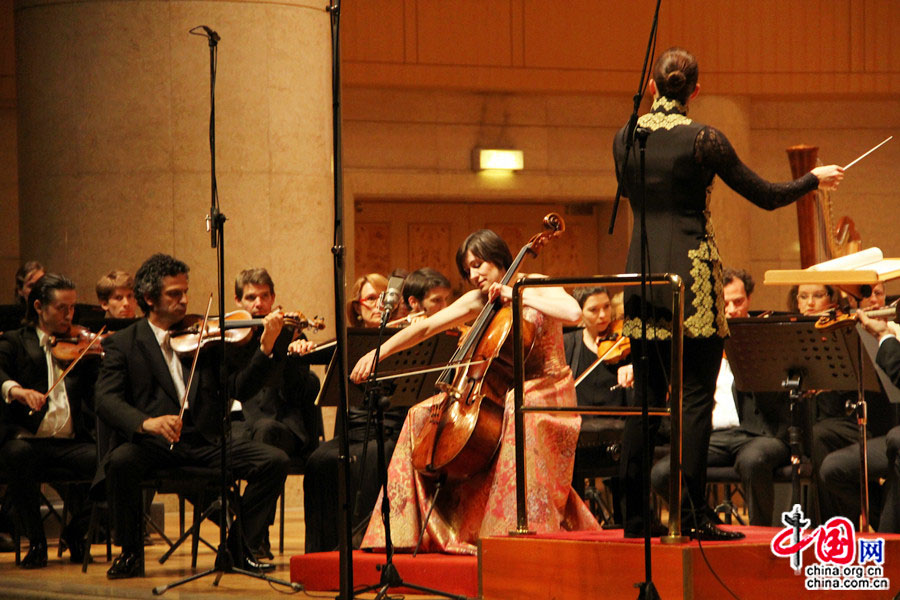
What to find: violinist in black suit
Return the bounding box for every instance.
[230,268,321,558]
[94,253,289,579]
[0,273,98,568]
[231,268,320,460]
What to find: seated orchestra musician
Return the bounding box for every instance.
[857,308,900,532]
[14,261,45,308]
[230,267,322,558]
[651,268,791,526]
[789,283,895,525]
[350,229,599,555]
[95,270,138,319]
[819,282,898,528]
[93,253,289,579]
[562,286,630,521]
[298,269,451,553]
[0,274,98,568]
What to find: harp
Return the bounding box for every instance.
[787,144,861,268]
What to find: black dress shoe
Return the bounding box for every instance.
[20,541,48,569]
[624,522,669,538]
[237,554,276,572]
[61,525,87,564]
[689,522,746,542]
[107,551,142,579]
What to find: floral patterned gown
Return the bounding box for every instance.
[361,307,600,555]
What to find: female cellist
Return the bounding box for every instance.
[350,229,599,555]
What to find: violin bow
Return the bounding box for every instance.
[29,325,107,416]
[170,294,213,450]
[573,336,627,388]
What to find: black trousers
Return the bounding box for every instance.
[303,425,400,554]
[820,433,887,529]
[652,428,790,526]
[105,431,288,552]
[812,417,860,522]
[621,335,724,532]
[877,427,900,533]
[0,437,96,543]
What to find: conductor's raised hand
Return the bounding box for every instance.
[811,165,845,191]
[142,415,182,443]
[351,349,377,384]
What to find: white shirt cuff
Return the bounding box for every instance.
[879,333,897,347]
[2,380,21,404]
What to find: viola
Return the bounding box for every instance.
[168,309,325,356]
[49,325,110,362]
[410,213,565,481]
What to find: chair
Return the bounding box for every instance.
[572,418,624,527]
[2,468,102,566]
[83,417,221,574]
[706,459,815,526]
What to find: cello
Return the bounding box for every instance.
[411,214,566,481]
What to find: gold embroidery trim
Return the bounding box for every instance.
[623,316,673,341]
[637,111,692,132]
[651,97,687,113]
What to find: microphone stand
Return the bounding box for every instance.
[152,26,298,595]
[607,3,663,600]
[325,1,356,597]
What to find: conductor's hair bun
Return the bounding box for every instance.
[665,70,686,91]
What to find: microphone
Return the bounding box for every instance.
[380,275,405,316]
[200,26,220,43]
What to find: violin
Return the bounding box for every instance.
[410,213,566,481]
[49,325,110,362]
[573,319,630,389]
[168,309,325,356]
[594,319,631,364]
[814,304,897,332]
[29,324,108,416]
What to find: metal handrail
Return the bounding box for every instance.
[511,273,685,542]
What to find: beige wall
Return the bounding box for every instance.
[14,0,336,331]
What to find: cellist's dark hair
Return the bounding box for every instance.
[26,273,75,326]
[455,230,513,281]
[134,253,189,313]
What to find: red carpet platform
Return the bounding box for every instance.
[291,550,479,597]
[480,526,900,600]
[292,527,900,599]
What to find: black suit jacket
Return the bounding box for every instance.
[877,337,900,389]
[94,319,273,447]
[0,326,98,444]
[234,328,321,452]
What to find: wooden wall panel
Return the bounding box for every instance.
[416,1,512,67]
[341,0,405,64]
[341,0,899,96]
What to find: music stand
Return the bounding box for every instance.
[725,315,878,529]
[316,328,460,409]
